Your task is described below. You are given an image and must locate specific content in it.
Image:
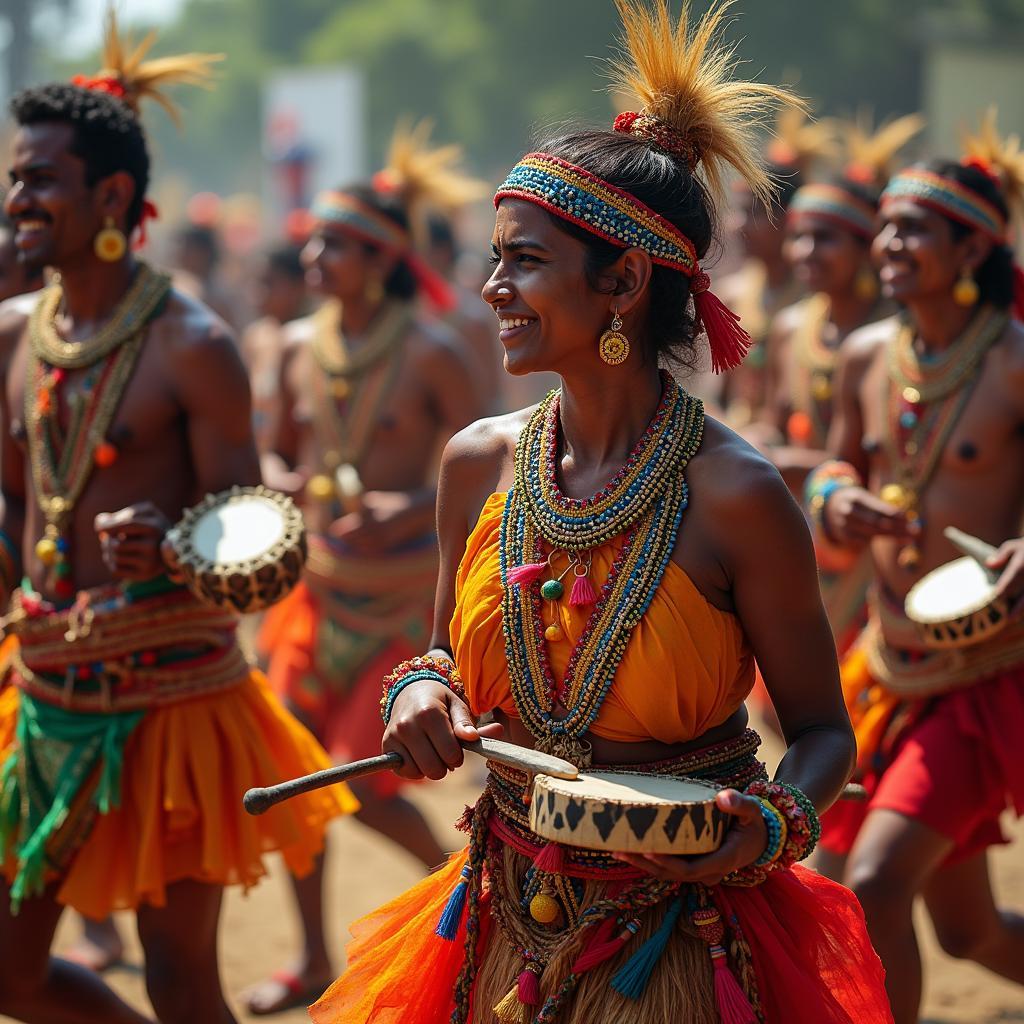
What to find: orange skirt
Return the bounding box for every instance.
[0,671,358,920]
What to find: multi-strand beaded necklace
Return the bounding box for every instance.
[304,299,411,507]
[879,304,1006,570]
[26,263,171,598]
[500,371,704,764]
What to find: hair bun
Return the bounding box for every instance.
[613,110,700,168]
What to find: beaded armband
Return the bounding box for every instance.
[804,460,862,572]
[724,780,821,887]
[380,655,466,725]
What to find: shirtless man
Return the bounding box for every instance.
[246,179,483,1014]
[809,144,1024,1022]
[0,41,348,1024]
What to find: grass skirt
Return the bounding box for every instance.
[312,835,892,1023]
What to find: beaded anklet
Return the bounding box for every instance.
[380,655,466,724]
[724,780,821,887]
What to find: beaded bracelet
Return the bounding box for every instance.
[723,780,821,887]
[380,655,467,725]
[804,460,862,571]
[753,798,788,867]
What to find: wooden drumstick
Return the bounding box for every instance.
[943,527,1000,581]
[243,737,579,816]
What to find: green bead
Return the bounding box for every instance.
[540,578,564,601]
[55,560,72,578]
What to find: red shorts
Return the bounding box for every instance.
[821,666,1024,864]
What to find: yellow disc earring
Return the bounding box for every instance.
[94,217,127,262]
[854,267,878,302]
[952,269,979,307]
[598,309,630,365]
[365,276,385,304]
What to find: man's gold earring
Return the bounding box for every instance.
[952,268,979,307]
[94,217,127,262]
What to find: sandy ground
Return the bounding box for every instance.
[4,727,1022,1023]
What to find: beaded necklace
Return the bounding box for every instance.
[26,264,170,596]
[788,294,835,446]
[29,262,170,370]
[501,372,703,763]
[305,299,411,507]
[879,306,1007,570]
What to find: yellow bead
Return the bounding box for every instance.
[544,624,562,642]
[529,892,560,924]
[879,484,911,510]
[305,473,335,502]
[35,537,58,566]
[811,374,832,401]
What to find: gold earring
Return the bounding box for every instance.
[598,309,630,365]
[854,267,878,302]
[952,269,979,307]
[94,217,127,262]
[365,276,385,304]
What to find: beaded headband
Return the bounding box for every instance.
[787,183,877,240]
[494,152,750,372]
[310,189,456,311]
[880,169,1006,241]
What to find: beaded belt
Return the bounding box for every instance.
[479,728,766,880]
[6,580,249,713]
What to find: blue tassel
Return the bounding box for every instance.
[434,864,473,941]
[611,896,683,1000]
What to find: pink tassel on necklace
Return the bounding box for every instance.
[569,573,598,607]
[507,561,547,586]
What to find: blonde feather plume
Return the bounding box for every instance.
[607,0,806,206]
[377,118,489,247]
[766,106,837,173]
[837,109,925,186]
[962,107,1024,221]
[93,8,222,124]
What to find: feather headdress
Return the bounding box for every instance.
[839,110,925,187]
[73,8,222,125]
[607,0,806,207]
[962,107,1024,223]
[765,106,836,177]
[373,118,489,248]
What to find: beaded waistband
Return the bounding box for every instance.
[480,728,765,880]
[6,582,249,712]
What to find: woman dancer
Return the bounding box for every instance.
[313,3,892,1022]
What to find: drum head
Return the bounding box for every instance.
[191,495,286,566]
[905,556,999,623]
[557,772,717,806]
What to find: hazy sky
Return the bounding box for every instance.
[57,0,186,55]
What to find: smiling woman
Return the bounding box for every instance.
[309,3,894,1024]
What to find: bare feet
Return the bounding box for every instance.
[63,916,125,973]
[241,965,334,1016]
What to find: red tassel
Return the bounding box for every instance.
[572,916,638,974]
[533,841,565,874]
[1011,264,1024,323]
[691,271,751,373]
[507,561,548,586]
[569,573,598,607]
[517,967,541,1005]
[710,947,757,1024]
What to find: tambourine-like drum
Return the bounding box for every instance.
[904,529,1010,651]
[530,771,726,855]
[166,485,307,614]
[904,556,1010,650]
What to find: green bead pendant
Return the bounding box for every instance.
[540,578,565,601]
